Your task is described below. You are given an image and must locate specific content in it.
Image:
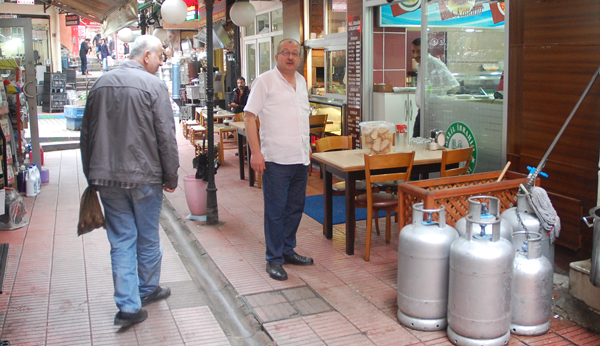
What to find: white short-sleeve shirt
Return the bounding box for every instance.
[244,67,311,165]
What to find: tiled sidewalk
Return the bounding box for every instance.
[1,119,599,345]
[0,150,230,345]
[167,123,600,346]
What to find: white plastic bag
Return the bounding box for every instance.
[107,56,115,67]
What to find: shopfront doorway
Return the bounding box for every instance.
[0,18,42,168]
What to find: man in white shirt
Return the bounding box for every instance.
[244,39,314,281]
[412,37,459,137]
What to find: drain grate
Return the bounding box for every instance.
[0,243,8,294]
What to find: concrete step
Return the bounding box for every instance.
[569,259,600,311]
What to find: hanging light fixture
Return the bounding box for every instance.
[117,28,134,43]
[153,28,168,42]
[161,0,188,25]
[230,0,255,27]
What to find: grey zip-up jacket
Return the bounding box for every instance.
[81,60,179,189]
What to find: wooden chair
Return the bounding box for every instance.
[440,146,474,177]
[315,135,367,195]
[355,151,415,261]
[189,125,207,154]
[215,112,244,164]
[309,114,328,176]
[309,114,328,139]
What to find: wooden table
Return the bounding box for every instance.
[196,108,235,124]
[230,121,259,187]
[312,147,443,255]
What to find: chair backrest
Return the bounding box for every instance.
[315,135,353,153]
[309,114,328,139]
[440,146,474,177]
[234,112,244,122]
[364,152,415,197]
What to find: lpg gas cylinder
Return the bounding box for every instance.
[397,203,458,331]
[455,195,513,241]
[510,231,553,336]
[447,214,514,345]
[501,193,554,269]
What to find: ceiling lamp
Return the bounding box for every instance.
[153,28,168,42]
[117,28,134,43]
[230,1,255,27]
[161,0,188,25]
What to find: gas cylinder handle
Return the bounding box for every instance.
[465,214,501,241]
[412,203,446,228]
[467,195,501,220]
[583,216,594,228]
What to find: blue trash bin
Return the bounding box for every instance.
[61,56,68,70]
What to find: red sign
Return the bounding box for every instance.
[65,14,80,26]
[490,2,505,24]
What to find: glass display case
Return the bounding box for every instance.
[309,96,346,136]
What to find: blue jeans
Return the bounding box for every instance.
[97,184,163,313]
[263,162,308,264]
[102,57,108,71]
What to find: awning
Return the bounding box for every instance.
[42,0,135,24]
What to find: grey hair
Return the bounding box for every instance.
[129,35,163,60]
[276,38,302,56]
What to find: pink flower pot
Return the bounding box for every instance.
[183,175,207,216]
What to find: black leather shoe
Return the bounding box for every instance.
[283,253,314,266]
[141,286,171,307]
[114,309,148,326]
[266,262,288,281]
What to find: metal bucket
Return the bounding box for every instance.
[583,206,600,287]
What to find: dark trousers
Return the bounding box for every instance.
[413,109,421,138]
[262,162,308,264]
[80,55,87,74]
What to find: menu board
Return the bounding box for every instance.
[346,16,362,148]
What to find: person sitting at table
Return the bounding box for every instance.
[243,38,314,281]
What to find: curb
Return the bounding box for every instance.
[159,198,274,346]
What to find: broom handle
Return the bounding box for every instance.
[497,161,511,182]
[526,66,600,189]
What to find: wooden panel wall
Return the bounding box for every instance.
[508,0,600,253]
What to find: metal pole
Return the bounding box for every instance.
[205,0,219,225]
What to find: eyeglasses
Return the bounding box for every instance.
[278,50,300,58]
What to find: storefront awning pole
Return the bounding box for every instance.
[205,0,219,225]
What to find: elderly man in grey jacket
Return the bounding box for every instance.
[80,35,179,327]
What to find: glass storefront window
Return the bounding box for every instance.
[258,39,271,74]
[257,13,270,34]
[419,0,506,173]
[325,49,346,96]
[310,48,325,95]
[271,9,283,32]
[245,19,256,37]
[326,0,347,35]
[1,27,25,59]
[246,42,256,84]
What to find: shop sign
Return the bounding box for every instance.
[346,16,362,148]
[198,0,226,26]
[184,0,197,21]
[332,0,347,12]
[65,14,80,26]
[445,121,477,173]
[17,0,34,4]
